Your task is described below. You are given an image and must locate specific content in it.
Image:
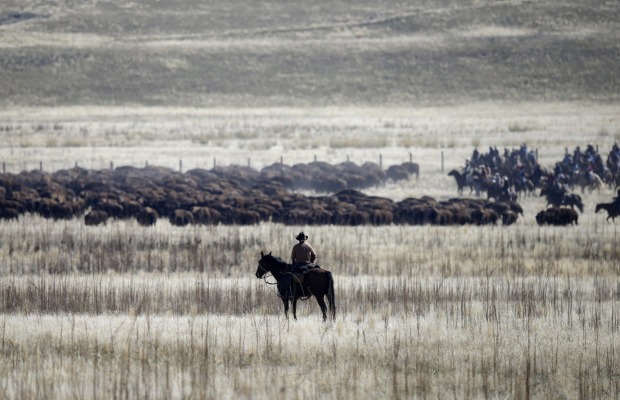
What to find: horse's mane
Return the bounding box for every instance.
[264,254,290,268]
[272,255,288,264]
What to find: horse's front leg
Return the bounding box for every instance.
[292,295,298,320]
[281,297,289,319]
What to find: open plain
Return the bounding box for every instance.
[1,0,620,398]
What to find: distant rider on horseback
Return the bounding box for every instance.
[277,232,317,299]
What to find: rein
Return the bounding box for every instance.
[258,264,278,285]
[258,262,310,299]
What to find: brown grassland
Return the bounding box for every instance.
[1,0,620,397]
[0,105,619,399]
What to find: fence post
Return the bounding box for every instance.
[280,156,283,164]
[75,161,78,168]
[110,161,114,170]
[145,160,148,167]
[213,158,216,168]
[2,162,5,174]
[379,154,383,169]
[314,155,317,162]
[40,161,42,171]
[441,151,444,172]
[409,152,412,163]
[248,158,251,168]
[347,155,350,162]
[179,159,183,173]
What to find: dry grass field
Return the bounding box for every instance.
[2,0,620,398]
[0,106,620,399]
[1,206,620,399]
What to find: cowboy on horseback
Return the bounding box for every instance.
[291,231,317,273]
[275,232,318,299]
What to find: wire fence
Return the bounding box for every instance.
[1,151,439,175]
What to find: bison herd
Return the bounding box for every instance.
[0,155,616,227]
[0,162,528,227]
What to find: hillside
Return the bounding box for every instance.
[0,0,619,108]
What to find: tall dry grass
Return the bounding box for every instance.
[1,275,619,399]
[0,209,619,398]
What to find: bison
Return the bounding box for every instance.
[136,207,158,226]
[536,207,578,226]
[84,210,108,226]
[169,209,195,227]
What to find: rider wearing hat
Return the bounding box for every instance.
[291,232,316,272]
[277,232,317,297]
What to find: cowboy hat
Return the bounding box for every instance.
[295,232,308,241]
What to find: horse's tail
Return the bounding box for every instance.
[326,271,336,320]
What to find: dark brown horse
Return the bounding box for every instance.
[595,202,620,222]
[256,251,336,321]
[448,170,469,195]
[540,186,584,213]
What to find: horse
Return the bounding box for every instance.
[574,171,604,193]
[540,184,566,206]
[513,178,535,198]
[448,170,469,195]
[561,193,584,213]
[595,202,620,222]
[540,185,584,213]
[255,251,336,321]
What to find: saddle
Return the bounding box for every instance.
[289,263,319,285]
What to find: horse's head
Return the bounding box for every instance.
[255,251,272,278]
[256,251,289,279]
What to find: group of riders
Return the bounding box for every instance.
[554,143,616,188]
[462,144,544,201]
[460,143,620,201]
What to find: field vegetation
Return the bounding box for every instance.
[2,141,620,399]
[1,0,620,398]
[1,176,620,398]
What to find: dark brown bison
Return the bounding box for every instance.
[233,208,261,225]
[169,209,194,226]
[400,162,420,180]
[0,207,20,221]
[97,198,124,219]
[191,206,215,224]
[37,198,74,220]
[471,208,499,225]
[84,210,108,226]
[369,209,393,225]
[386,165,410,182]
[536,207,578,226]
[501,211,519,226]
[136,207,158,226]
